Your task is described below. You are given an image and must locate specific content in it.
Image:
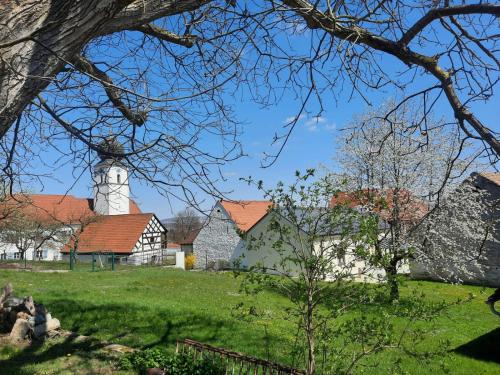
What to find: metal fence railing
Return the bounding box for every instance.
[176,339,304,375]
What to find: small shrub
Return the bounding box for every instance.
[166,352,225,375]
[185,254,196,270]
[120,349,225,375]
[119,347,169,372]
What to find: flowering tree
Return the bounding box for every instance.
[239,171,379,374]
[333,102,478,300]
[238,171,467,374]
[410,173,499,286]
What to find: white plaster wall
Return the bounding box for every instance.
[193,202,243,269]
[241,213,303,276]
[93,161,130,215]
[0,238,63,261]
[242,214,407,283]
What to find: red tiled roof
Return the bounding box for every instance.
[0,194,141,224]
[220,200,271,232]
[166,242,181,249]
[178,230,200,245]
[330,189,428,223]
[61,214,153,254]
[480,172,500,186]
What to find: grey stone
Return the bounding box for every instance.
[193,202,245,269]
[9,319,30,341]
[3,297,23,308]
[35,311,50,326]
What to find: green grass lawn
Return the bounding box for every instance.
[0,267,498,374]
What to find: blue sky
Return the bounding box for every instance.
[24,13,500,219]
[33,85,497,220]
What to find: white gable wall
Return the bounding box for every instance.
[240,213,302,275]
[242,212,404,283]
[126,215,166,265]
[193,202,244,269]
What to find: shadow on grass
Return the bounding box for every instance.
[454,327,500,364]
[0,332,118,375]
[46,299,243,348]
[0,298,285,374]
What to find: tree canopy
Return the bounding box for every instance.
[1,1,498,203]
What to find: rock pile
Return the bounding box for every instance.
[0,283,60,342]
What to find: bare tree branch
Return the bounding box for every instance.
[132,24,196,47]
[72,55,147,125]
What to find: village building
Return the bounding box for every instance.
[242,207,397,283]
[192,200,270,269]
[60,213,167,265]
[0,139,168,265]
[410,172,500,287]
[178,230,200,255]
[329,188,429,224]
[194,193,424,282]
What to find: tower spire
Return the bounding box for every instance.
[93,138,129,215]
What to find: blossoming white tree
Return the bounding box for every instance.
[333,102,479,299]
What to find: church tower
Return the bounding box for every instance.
[92,138,130,215]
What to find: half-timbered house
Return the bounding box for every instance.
[60,213,168,265]
[0,138,170,265]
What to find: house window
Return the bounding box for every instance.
[13,252,21,259]
[117,174,121,184]
[149,237,156,244]
[36,250,43,259]
[0,253,6,260]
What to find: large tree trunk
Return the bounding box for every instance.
[0,0,208,140]
[0,1,133,138]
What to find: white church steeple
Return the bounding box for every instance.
[92,138,130,215]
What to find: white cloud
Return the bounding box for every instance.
[305,116,327,126]
[282,114,335,133]
[304,116,327,132]
[325,122,336,132]
[283,114,305,124]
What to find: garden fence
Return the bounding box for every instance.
[176,338,304,375]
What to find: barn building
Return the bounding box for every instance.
[192,200,270,269]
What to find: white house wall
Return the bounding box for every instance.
[240,213,303,276]
[242,213,407,283]
[127,215,166,265]
[0,237,63,261]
